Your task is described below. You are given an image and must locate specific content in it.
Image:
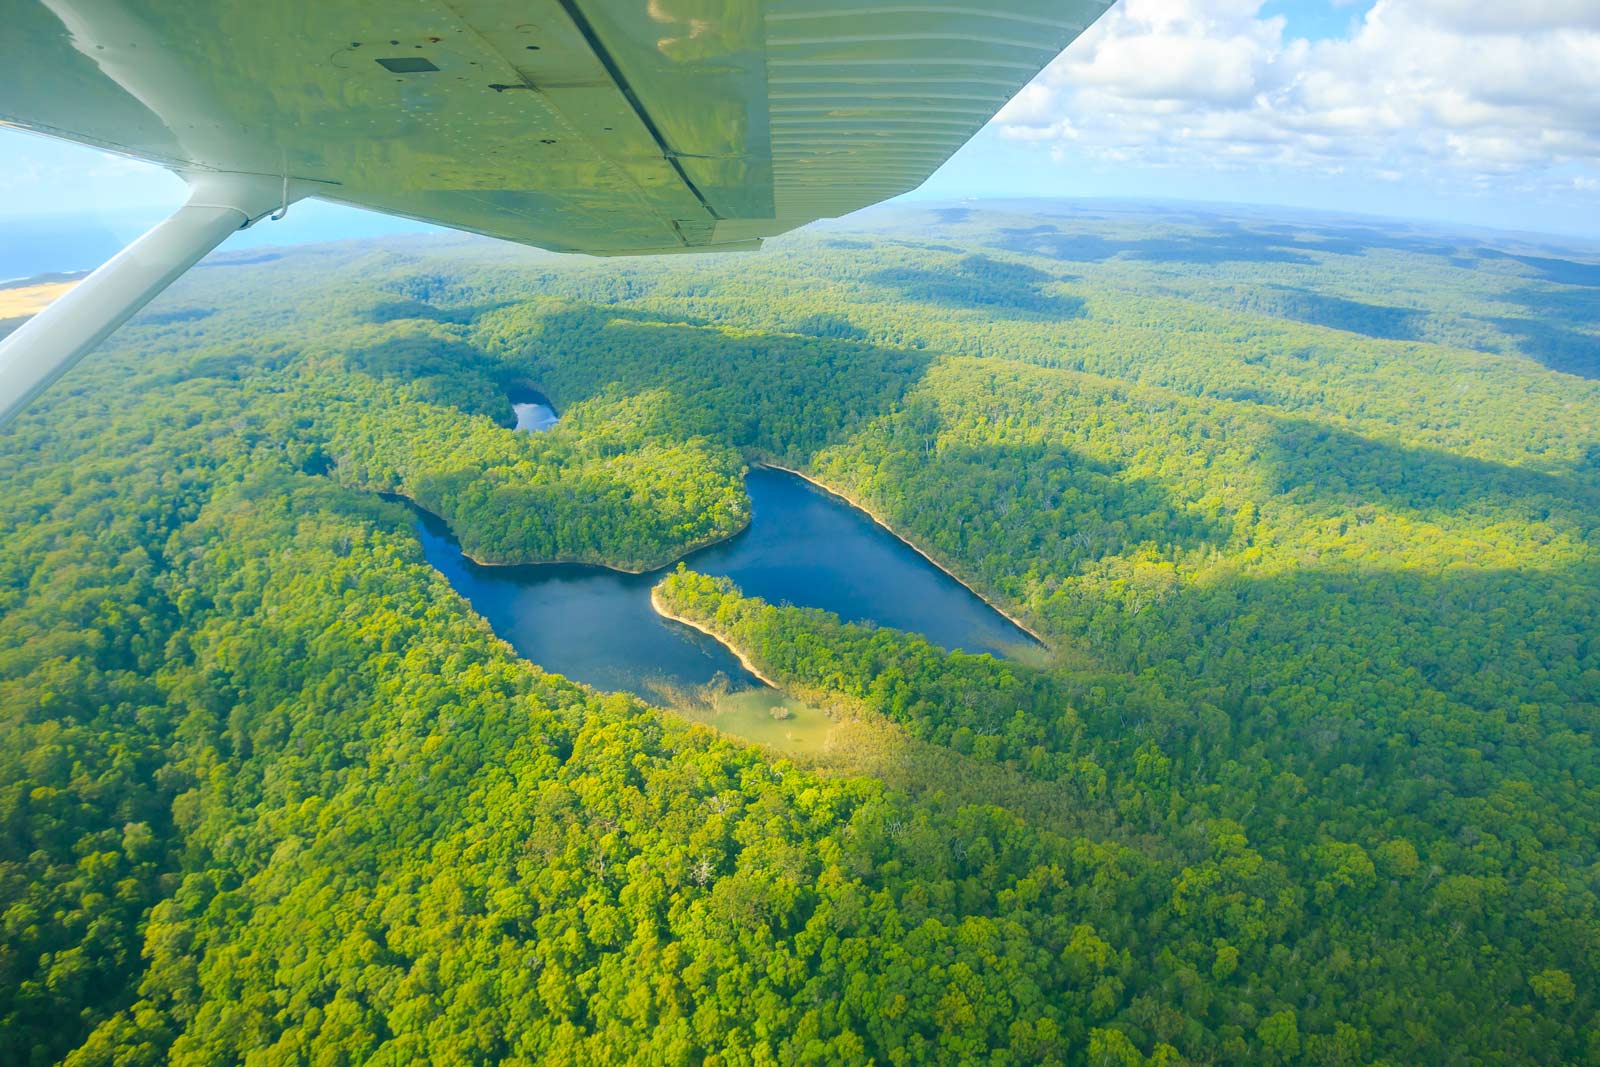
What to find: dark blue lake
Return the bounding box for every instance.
[408,466,1041,703]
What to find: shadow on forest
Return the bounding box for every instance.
[1121,559,1600,775]
[896,438,1232,567]
[500,306,938,458]
[1505,285,1600,323]
[139,306,216,326]
[1240,285,1428,342]
[328,325,515,421]
[986,214,1477,266]
[1279,225,1464,259]
[1488,286,1600,379]
[1486,316,1600,379]
[784,312,868,341]
[335,329,490,381]
[868,254,1086,319]
[890,239,965,255]
[993,225,1318,266]
[1475,248,1600,288]
[366,297,518,326]
[196,251,283,269]
[1262,418,1600,520]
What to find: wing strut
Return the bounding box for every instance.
[0,172,296,427]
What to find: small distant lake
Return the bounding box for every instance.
[406,466,1041,708]
[511,399,559,432]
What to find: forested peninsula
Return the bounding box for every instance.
[2,203,1598,1066]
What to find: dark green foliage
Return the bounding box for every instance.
[1222,285,1426,341]
[869,253,1087,317]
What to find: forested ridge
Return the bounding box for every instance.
[2,202,1598,1065]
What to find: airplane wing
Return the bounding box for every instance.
[0,0,1114,421]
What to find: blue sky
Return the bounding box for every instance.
[1259,0,1375,41]
[3,0,1598,255]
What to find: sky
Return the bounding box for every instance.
[2,0,1598,260]
[926,0,1600,237]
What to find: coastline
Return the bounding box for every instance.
[755,463,1051,649]
[650,588,783,689]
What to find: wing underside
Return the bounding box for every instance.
[1,0,1113,254]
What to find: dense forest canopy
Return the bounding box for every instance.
[2,201,1598,1065]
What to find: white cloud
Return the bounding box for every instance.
[1407,0,1600,34]
[996,0,1600,192]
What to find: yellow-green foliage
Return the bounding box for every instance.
[2,204,1597,1066]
